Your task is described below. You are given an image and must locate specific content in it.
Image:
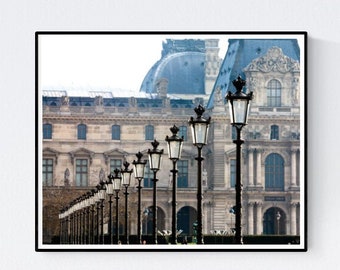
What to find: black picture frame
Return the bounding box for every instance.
[36,31,307,252]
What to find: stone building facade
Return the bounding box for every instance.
[40,38,302,244]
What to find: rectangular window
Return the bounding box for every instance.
[177,160,188,188]
[77,124,87,140]
[76,159,88,186]
[145,125,154,140]
[112,125,121,140]
[270,125,279,140]
[43,124,52,139]
[230,159,236,188]
[110,159,122,173]
[231,126,237,141]
[43,159,53,186]
[179,126,188,141]
[143,164,153,188]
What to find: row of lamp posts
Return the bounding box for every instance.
[59,76,252,245]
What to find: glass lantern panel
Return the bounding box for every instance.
[196,123,208,145]
[168,140,183,159]
[113,178,121,191]
[150,153,162,170]
[134,163,145,179]
[106,183,114,195]
[122,172,131,186]
[233,99,247,124]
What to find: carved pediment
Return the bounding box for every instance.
[43,147,60,164]
[69,147,95,164]
[244,46,299,73]
[103,148,129,164]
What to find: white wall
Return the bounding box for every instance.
[0,0,337,269]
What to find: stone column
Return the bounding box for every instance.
[247,202,254,235]
[291,150,297,187]
[248,149,254,186]
[290,203,297,235]
[255,202,263,235]
[256,149,262,186]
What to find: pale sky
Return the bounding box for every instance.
[39,34,229,94]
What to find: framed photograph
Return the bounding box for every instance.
[36,31,307,251]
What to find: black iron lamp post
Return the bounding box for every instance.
[94,187,101,244]
[98,181,106,244]
[112,168,122,244]
[59,209,65,244]
[132,152,147,244]
[225,75,253,244]
[85,193,91,244]
[81,195,87,244]
[89,190,96,244]
[71,200,76,244]
[76,198,81,244]
[189,104,211,245]
[121,161,133,244]
[165,125,184,245]
[147,139,164,244]
[106,174,114,244]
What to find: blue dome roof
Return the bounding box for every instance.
[140,39,206,95]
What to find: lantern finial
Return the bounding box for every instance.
[194,104,205,118]
[232,75,246,92]
[151,139,160,150]
[170,125,179,136]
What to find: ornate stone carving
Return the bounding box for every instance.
[61,96,69,106]
[214,86,223,105]
[94,96,103,106]
[244,47,299,73]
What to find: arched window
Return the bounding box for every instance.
[263,207,286,235]
[270,125,279,140]
[112,125,121,140]
[267,79,281,107]
[265,153,284,191]
[43,123,52,139]
[77,124,87,140]
[145,125,154,140]
[177,206,197,235]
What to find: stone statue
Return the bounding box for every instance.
[99,168,105,182]
[64,168,70,186]
[61,96,69,106]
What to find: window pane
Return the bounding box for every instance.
[78,124,87,140]
[270,125,279,140]
[43,124,52,139]
[145,125,154,140]
[143,165,153,188]
[177,160,188,188]
[43,158,53,186]
[265,154,284,191]
[112,125,121,140]
[110,159,122,173]
[75,159,88,186]
[179,126,187,141]
[230,159,236,188]
[267,79,281,107]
